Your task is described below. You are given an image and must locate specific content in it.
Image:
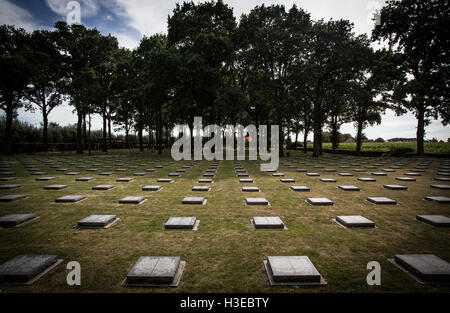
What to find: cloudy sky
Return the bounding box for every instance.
[1,0,449,141]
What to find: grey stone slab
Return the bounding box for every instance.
[371,172,387,176]
[0,177,17,181]
[44,185,68,190]
[383,184,407,190]
[306,198,333,206]
[0,184,22,190]
[92,185,115,191]
[0,194,27,202]
[0,255,58,284]
[0,172,15,176]
[434,177,450,182]
[242,186,260,192]
[133,172,148,176]
[431,185,450,190]
[267,256,322,283]
[280,179,295,183]
[358,177,376,182]
[424,196,450,204]
[320,178,336,182]
[36,177,56,181]
[198,179,213,183]
[339,173,353,176]
[64,172,80,176]
[253,217,284,230]
[119,196,146,204]
[296,169,307,172]
[164,217,196,230]
[126,256,180,284]
[336,215,375,228]
[237,173,249,177]
[381,169,395,172]
[416,215,450,227]
[405,172,421,176]
[142,185,162,191]
[396,177,416,182]
[31,172,48,175]
[245,197,269,205]
[181,197,205,205]
[338,185,360,191]
[157,178,173,183]
[290,186,310,192]
[0,214,37,228]
[306,173,320,176]
[239,179,253,183]
[55,195,86,203]
[75,177,95,182]
[99,172,113,176]
[367,197,397,205]
[77,215,117,228]
[116,178,133,182]
[272,173,285,177]
[394,254,450,283]
[145,169,157,172]
[192,186,210,192]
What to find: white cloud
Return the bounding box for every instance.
[0,0,39,31]
[115,32,140,50]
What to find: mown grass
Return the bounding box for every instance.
[0,151,449,293]
[306,142,450,153]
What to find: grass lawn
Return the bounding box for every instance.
[306,142,450,154]
[0,151,449,293]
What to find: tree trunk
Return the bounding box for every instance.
[4,101,14,155]
[303,128,308,154]
[88,113,92,156]
[76,110,83,154]
[416,106,425,156]
[138,113,143,152]
[83,114,87,151]
[43,111,48,153]
[356,120,363,155]
[102,101,107,152]
[331,121,339,153]
[108,115,112,150]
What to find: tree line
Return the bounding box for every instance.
[1,0,448,156]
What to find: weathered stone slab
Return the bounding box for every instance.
[280,179,295,183]
[253,217,285,230]
[336,215,375,228]
[44,185,68,190]
[181,197,205,205]
[306,198,333,206]
[99,172,113,176]
[242,186,260,192]
[306,173,320,176]
[0,194,27,202]
[119,196,146,204]
[239,179,253,183]
[0,214,37,228]
[272,173,285,177]
[290,186,310,192]
[339,173,353,176]
[75,177,95,182]
[0,184,22,190]
[396,177,416,182]
[394,254,450,283]
[245,198,269,205]
[0,255,59,284]
[64,172,80,176]
[338,185,360,191]
[142,185,162,191]
[320,178,336,182]
[383,185,407,190]
[416,215,450,227]
[192,186,210,192]
[371,172,387,176]
[157,178,173,183]
[133,173,147,176]
[430,185,450,190]
[77,215,117,228]
[367,197,397,205]
[198,179,213,183]
[405,172,421,176]
[0,177,17,181]
[424,196,450,204]
[55,195,85,203]
[434,177,450,182]
[266,256,323,284]
[116,178,133,182]
[164,217,197,230]
[296,169,307,172]
[92,185,115,191]
[125,256,180,285]
[36,177,56,181]
[358,177,376,182]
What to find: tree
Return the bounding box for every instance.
[0,25,31,154]
[24,30,65,152]
[373,0,450,155]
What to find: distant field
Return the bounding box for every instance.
[306,142,450,154]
